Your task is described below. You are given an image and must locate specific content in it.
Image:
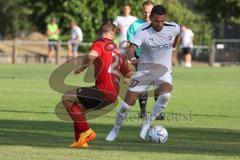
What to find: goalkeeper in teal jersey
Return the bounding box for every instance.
[127,18,145,58]
[126,0,165,120]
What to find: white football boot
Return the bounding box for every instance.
[139,122,150,140]
[106,127,119,141]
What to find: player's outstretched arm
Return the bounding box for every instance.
[74,50,98,74]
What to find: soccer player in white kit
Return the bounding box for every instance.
[106,5,180,141]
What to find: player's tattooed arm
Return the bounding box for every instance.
[74,50,98,74]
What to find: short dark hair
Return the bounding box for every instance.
[150,5,166,16]
[123,3,131,8]
[142,0,154,8]
[99,22,116,35]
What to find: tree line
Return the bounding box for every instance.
[0,0,239,45]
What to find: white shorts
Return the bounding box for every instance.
[128,64,172,93]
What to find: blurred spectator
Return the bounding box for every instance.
[67,21,83,60]
[113,4,137,53]
[46,17,60,62]
[180,25,194,67]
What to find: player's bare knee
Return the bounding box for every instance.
[123,94,135,106]
[124,90,141,106]
[155,83,172,95]
[62,91,76,106]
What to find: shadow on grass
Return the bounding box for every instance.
[0,119,239,156]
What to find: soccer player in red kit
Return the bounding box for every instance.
[62,22,131,148]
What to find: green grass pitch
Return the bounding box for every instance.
[0,64,240,160]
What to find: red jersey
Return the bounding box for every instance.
[90,38,131,102]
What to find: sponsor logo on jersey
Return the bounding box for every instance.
[149,43,172,50]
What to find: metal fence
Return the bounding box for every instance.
[0,40,91,64]
[211,39,240,65]
[176,45,211,65]
[2,39,239,66]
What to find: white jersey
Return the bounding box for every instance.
[131,22,180,72]
[113,15,137,44]
[180,28,194,48]
[71,25,83,43]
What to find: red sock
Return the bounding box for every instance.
[66,103,90,141]
[74,123,81,141]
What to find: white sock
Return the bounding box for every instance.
[185,63,192,67]
[146,93,171,125]
[114,101,132,129]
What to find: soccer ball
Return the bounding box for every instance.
[147,126,168,143]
